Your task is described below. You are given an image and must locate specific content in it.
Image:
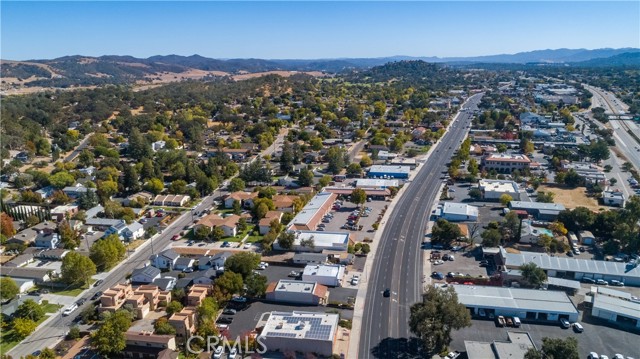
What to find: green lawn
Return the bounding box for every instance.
[0,303,62,353]
[37,279,95,297]
[224,225,256,243]
[246,233,263,243]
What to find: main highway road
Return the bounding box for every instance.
[358,93,483,358]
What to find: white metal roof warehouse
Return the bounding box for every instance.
[502,248,640,286]
[591,293,640,329]
[453,284,579,322]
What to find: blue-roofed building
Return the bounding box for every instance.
[258,311,339,356]
[367,165,411,179]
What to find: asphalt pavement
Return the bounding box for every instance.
[357,94,483,358]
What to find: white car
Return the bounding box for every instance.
[228,348,238,359]
[433,260,445,265]
[351,276,360,285]
[588,353,600,359]
[213,346,224,359]
[62,303,78,316]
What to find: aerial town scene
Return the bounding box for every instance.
[0,1,639,359]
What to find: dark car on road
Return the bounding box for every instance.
[94,280,104,287]
[217,317,233,324]
[91,291,103,300]
[76,298,87,306]
[383,289,391,297]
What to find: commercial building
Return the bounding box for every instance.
[436,202,479,222]
[464,331,537,359]
[602,189,626,207]
[292,253,329,265]
[265,280,329,305]
[591,292,640,329]
[287,192,337,231]
[501,248,640,286]
[302,264,345,287]
[560,161,606,185]
[481,154,531,173]
[453,284,579,322]
[507,201,566,221]
[367,165,411,179]
[478,179,520,201]
[355,178,399,189]
[274,231,351,253]
[258,311,339,357]
[124,331,177,359]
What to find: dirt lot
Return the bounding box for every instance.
[537,185,606,211]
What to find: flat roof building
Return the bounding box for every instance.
[258,311,339,357]
[465,331,537,359]
[478,179,520,201]
[508,201,566,221]
[502,248,640,286]
[302,264,345,287]
[453,284,579,322]
[367,165,411,179]
[355,178,399,189]
[274,230,351,253]
[481,154,531,173]
[287,192,337,231]
[591,292,640,329]
[436,202,479,222]
[265,280,329,305]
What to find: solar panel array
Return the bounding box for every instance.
[277,316,333,340]
[269,332,297,338]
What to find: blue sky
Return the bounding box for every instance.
[1,1,639,60]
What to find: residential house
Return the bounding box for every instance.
[35,186,56,200]
[168,307,198,342]
[259,211,283,235]
[192,269,216,285]
[78,166,96,177]
[224,191,258,209]
[124,222,145,241]
[152,195,190,207]
[152,249,180,270]
[131,266,162,284]
[8,221,57,246]
[194,213,240,237]
[124,192,154,206]
[85,218,123,231]
[174,257,195,271]
[198,252,232,270]
[35,248,69,260]
[152,141,166,152]
[1,267,54,283]
[602,189,626,207]
[34,232,60,249]
[186,284,211,306]
[153,277,177,291]
[272,194,297,213]
[411,127,427,140]
[221,148,250,161]
[4,253,35,267]
[62,184,95,199]
[124,331,177,358]
[104,221,128,239]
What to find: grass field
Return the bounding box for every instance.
[537,185,606,211]
[37,279,95,297]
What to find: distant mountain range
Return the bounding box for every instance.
[1,48,638,90]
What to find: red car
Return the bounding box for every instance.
[171,234,180,241]
[156,213,164,217]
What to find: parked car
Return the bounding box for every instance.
[559,318,570,329]
[228,348,238,359]
[433,260,444,265]
[383,288,391,297]
[596,279,609,285]
[94,280,104,287]
[217,317,233,324]
[222,308,237,315]
[231,296,247,303]
[479,260,489,267]
[573,322,584,333]
[582,277,596,284]
[91,291,103,300]
[505,317,514,327]
[221,241,230,247]
[351,276,360,285]
[610,280,624,287]
[183,268,194,273]
[76,298,87,306]
[431,272,444,280]
[496,316,506,327]
[171,234,180,241]
[512,316,521,327]
[288,271,300,278]
[588,353,600,359]
[213,346,224,359]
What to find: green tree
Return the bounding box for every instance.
[225,252,261,279]
[67,325,81,340]
[14,299,45,321]
[78,189,99,210]
[350,188,367,206]
[39,348,57,359]
[50,190,71,205]
[154,317,177,335]
[481,228,502,247]
[49,171,75,189]
[499,194,513,206]
[90,234,126,271]
[537,191,555,203]
[326,146,347,174]
[197,297,219,321]
[525,337,579,359]
[280,141,294,174]
[521,139,534,154]
[12,318,37,339]
[213,271,244,301]
[245,272,268,297]
[431,219,462,247]
[211,226,225,241]
[92,310,133,356]
[277,231,295,250]
[318,175,332,188]
[346,163,363,178]
[409,286,471,354]
[0,277,19,301]
[166,300,183,315]
[496,144,508,153]
[168,179,187,194]
[61,252,97,287]
[228,178,246,192]
[128,128,152,161]
[360,155,373,168]
[59,220,80,249]
[78,150,95,168]
[467,158,479,176]
[520,262,548,288]
[144,178,164,195]
[468,188,482,200]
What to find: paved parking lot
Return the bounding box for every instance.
[450,317,639,358]
[429,247,492,281]
[322,198,388,242]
